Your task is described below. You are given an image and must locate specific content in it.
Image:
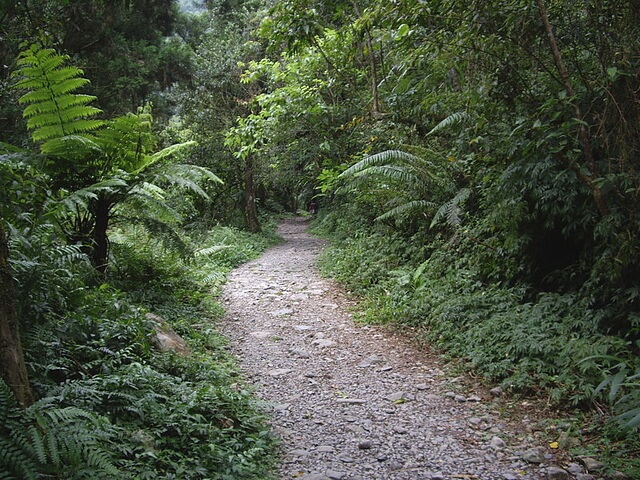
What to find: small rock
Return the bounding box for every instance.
[567,463,584,475]
[546,466,569,480]
[490,436,507,450]
[326,471,346,480]
[315,445,335,453]
[575,475,595,480]
[289,449,310,457]
[386,392,406,402]
[358,355,384,367]
[445,391,456,398]
[469,416,483,426]
[501,474,519,480]
[581,457,605,472]
[271,308,294,316]
[455,395,467,402]
[467,395,482,402]
[312,339,337,348]
[389,462,404,471]
[299,475,330,480]
[490,386,503,396]
[289,348,312,358]
[294,324,314,331]
[249,330,273,339]
[346,424,366,435]
[416,383,429,390]
[273,403,290,411]
[268,368,293,376]
[337,454,354,463]
[357,440,373,450]
[336,398,367,405]
[148,313,190,356]
[521,447,546,464]
[393,426,409,434]
[428,473,446,480]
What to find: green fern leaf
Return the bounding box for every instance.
[430,187,471,228]
[13,44,104,149]
[376,200,436,221]
[340,149,424,177]
[427,111,470,136]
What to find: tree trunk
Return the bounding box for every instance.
[0,223,34,407]
[535,0,609,216]
[244,154,261,233]
[350,0,381,115]
[92,195,111,274]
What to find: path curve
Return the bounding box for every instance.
[220,217,554,480]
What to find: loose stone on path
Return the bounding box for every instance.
[219,217,569,480]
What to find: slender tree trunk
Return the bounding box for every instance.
[244,154,261,233]
[0,223,34,407]
[350,0,381,115]
[92,195,111,273]
[535,0,609,216]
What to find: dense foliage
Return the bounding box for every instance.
[216,0,640,472]
[1,220,279,479]
[1,1,280,477]
[2,0,640,477]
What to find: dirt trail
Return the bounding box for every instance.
[220,217,562,480]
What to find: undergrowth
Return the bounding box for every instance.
[3,221,281,479]
[314,211,640,477]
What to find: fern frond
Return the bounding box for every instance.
[352,165,426,189]
[376,200,436,221]
[201,270,226,285]
[340,149,424,177]
[196,245,231,257]
[13,44,105,149]
[145,141,198,169]
[427,111,470,136]
[155,163,223,200]
[94,113,155,173]
[40,134,102,157]
[430,187,471,228]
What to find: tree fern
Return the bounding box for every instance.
[339,148,458,224]
[13,44,104,153]
[13,44,221,272]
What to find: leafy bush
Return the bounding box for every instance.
[7,217,281,479]
[316,216,638,409]
[0,380,119,480]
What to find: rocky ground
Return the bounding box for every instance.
[219,217,602,480]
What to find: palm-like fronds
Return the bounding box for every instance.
[427,111,470,136]
[155,163,223,200]
[13,45,104,152]
[376,200,437,221]
[339,148,461,225]
[430,187,471,228]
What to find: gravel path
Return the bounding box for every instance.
[219,217,581,480]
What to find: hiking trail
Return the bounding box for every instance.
[220,217,575,480]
